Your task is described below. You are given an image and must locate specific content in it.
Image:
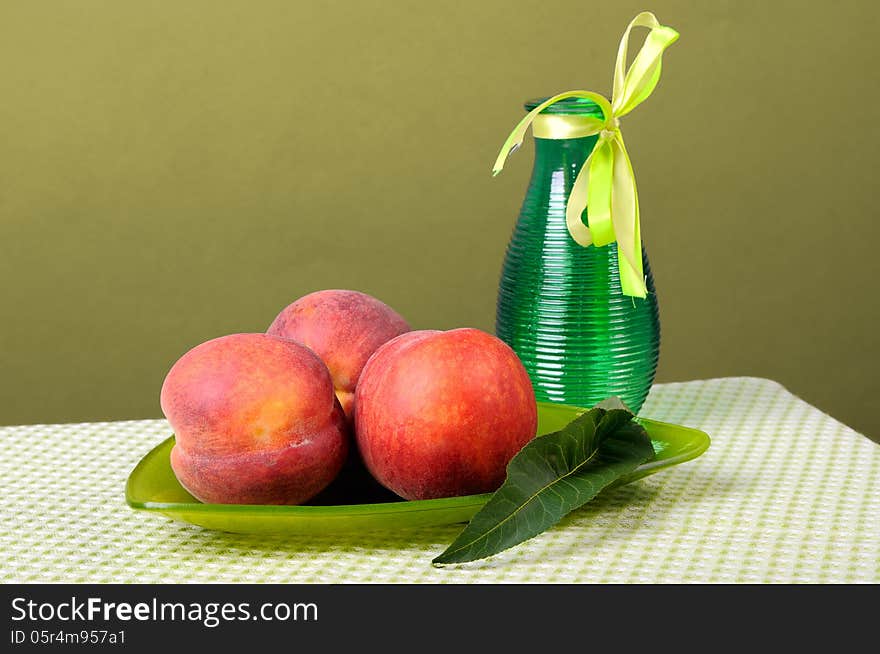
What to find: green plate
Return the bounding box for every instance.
[125,402,710,535]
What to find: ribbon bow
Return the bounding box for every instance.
[492,12,679,298]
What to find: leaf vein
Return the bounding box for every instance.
[438,445,603,559]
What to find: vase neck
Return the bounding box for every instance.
[531,135,598,186]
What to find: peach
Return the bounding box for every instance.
[160,333,348,505]
[354,328,538,500]
[266,289,410,419]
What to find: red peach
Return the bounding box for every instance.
[160,333,348,505]
[266,289,410,419]
[354,328,538,500]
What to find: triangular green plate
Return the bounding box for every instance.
[126,402,709,535]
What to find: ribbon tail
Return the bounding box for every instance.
[610,135,647,298]
[492,114,533,176]
[585,139,615,247]
[617,204,646,298]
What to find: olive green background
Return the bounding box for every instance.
[1,1,878,442]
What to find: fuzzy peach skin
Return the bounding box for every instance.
[160,333,348,505]
[354,328,538,500]
[266,289,410,419]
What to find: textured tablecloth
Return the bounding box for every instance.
[2,377,877,584]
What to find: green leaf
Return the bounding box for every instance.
[432,404,654,565]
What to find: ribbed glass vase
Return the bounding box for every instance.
[495,97,660,414]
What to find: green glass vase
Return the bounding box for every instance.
[495,98,660,414]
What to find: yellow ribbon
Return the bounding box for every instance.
[492,12,679,298]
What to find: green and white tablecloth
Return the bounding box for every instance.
[2,377,878,583]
